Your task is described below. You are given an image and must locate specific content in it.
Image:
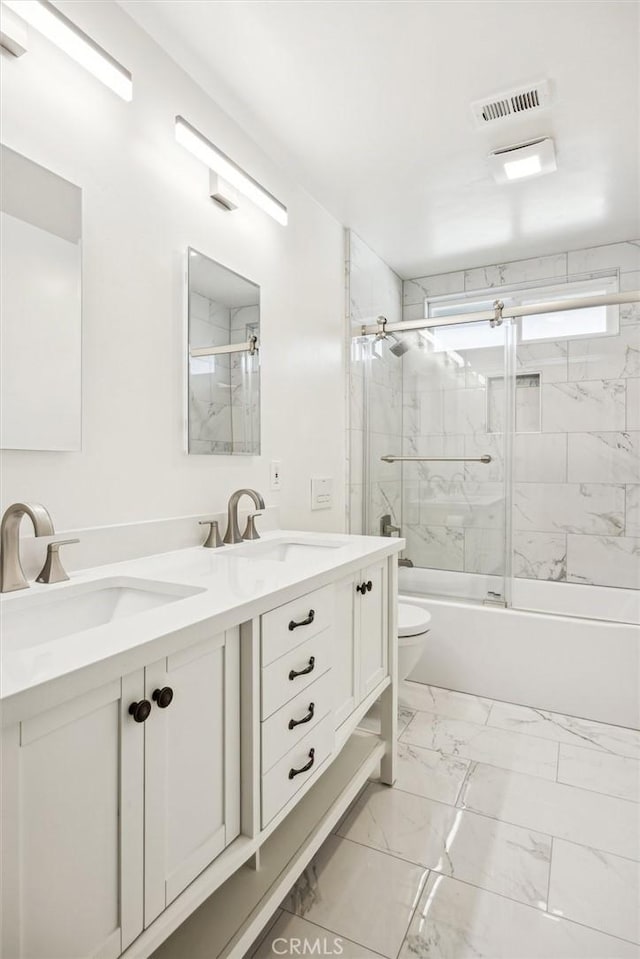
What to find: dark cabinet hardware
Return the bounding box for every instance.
[288,609,315,631]
[128,700,151,723]
[289,656,315,681]
[356,581,373,594]
[288,748,315,780]
[152,687,174,709]
[288,702,315,730]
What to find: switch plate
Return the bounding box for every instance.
[270,460,282,491]
[311,477,333,510]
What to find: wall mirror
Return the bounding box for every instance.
[187,248,260,455]
[0,145,82,451]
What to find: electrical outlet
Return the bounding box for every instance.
[270,460,282,491]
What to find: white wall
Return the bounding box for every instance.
[0,0,346,533]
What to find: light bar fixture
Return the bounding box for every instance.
[489,137,557,184]
[175,116,288,226]
[3,0,132,100]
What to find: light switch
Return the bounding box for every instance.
[311,477,333,510]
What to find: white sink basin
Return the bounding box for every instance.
[1,577,205,652]
[231,538,350,563]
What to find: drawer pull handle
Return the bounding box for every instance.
[289,609,315,631]
[288,748,315,780]
[289,656,315,681]
[288,702,315,730]
[128,700,151,723]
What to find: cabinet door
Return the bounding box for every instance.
[332,573,357,728]
[358,561,388,699]
[144,628,241,924]
[1,674,144,959]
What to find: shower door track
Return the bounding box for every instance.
[356,289,640,336]
[380,455,492,464]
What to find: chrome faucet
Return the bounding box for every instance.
[223,489,266,544]
[1,502,55,592]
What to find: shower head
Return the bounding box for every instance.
[388,333,411,357]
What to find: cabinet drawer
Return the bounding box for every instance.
[261,670,333,773]
[261,630,331,719]
[261,584,335,666]
[261,713,334,827]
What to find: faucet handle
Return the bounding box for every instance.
[36,538,80,584]
[199,519,224,549]
[242,513,262,541]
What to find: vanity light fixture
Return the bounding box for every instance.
[488,137,557,184]
[3,0,133,100]
[175,116,288,226]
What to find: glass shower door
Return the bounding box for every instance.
[367,319,512,605]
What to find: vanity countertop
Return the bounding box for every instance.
[0,530,404,723]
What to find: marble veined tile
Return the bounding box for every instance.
[514,482,624,536]
[628,379,640,430]
[514,432,568,483]
[627,485,640,537]
[338,784,551,909]
[400,712,559,780]
[459,763,640,860]
[403,271,465,305]
[464,527,505,576]
[393,740,470,805]
[513,531,567,582]
[486,700,640,758]
[404,525,464,572]
[252,913,384,959]
[568,240,640,276]
[548,840,640,944]
[542,380,626,432]
[567,534,640,589]
[443,388,487,434]
[568,326,640,381]
[399,872,638,959]
[464,253,567,291]
[568,431,640,484]
[557,744,640,803]
[283,835,427,958]
[516,341,569,384]
[399,682,492,724]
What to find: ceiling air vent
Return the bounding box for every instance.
[471,80,553,127]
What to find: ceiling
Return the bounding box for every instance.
[120,0,640,278]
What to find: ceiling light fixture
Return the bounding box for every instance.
[175,116,288,226]
[3,0,132,100]
[489,137,556,184]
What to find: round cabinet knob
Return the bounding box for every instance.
[129,699,152,723]
[152,686,174,709]
[365,580,373,592]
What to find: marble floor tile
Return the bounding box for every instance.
[251,913,385,958]
[398,682,492,724]
[337,784,551,909]
[459,763,640,861]
[400,712,559,780]
[557,743,640,802]
[548,839,640,945]
[282,835,427,959]
[486,700,640,759]
[357,704,415,737]
[394,740,470,805]
[399,872,639,959]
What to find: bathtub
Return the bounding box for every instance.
[399,568,640,730]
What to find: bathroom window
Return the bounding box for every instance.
[427,275,619,344]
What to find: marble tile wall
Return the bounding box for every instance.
[401,239,640,588]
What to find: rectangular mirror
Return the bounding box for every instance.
[187,248,260,455]
[0,145,82,451]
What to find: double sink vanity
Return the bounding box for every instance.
[0,494,402,959]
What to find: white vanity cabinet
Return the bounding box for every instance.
[333,560,388,729]
[143,629,241,924]
[1,629,241,959]
[1,674,145,959]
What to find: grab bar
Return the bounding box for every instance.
[380,455,492,464]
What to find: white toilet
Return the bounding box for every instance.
[397,602,431,680]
